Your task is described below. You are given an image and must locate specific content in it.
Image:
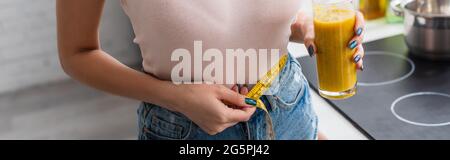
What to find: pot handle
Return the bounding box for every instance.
[390,0,405,17]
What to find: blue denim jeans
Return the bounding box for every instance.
[137,53,318,140]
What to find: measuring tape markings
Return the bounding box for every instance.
[245,54,288,140]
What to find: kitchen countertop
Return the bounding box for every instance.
[0,79,139,139]
[288,18,404,140]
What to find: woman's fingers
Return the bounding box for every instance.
[206,85,255,135]
[358,60,364,71]
[304,33,316,57]
[219,86,255,108]
[240,86,249,95]
[239,85,256,117]
[305,40,317,57]
[349,11,366,50]
[228,85,239,109]
[348,35,363,50]
[349,11,365,71]
[224,85,255,125]
[225,105,256,122]
[354,11,365,37]
[231,85,238,92]
[352,45,365,70]
[236,85,253,110]
[303,16,316,57]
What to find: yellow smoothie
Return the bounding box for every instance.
[359,0,387,20]
[314,7,357,99]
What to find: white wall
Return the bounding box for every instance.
[0,0,140,94]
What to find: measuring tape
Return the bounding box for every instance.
[245,54,288,140]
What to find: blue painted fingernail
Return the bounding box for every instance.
[307,45,314,57]
[245,98,257,106]
[353,55,361,63]
[348,40,358,49]
[356,27,363,36]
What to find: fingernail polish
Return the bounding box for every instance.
[349,40,358,49]
[307,45,314,57]
[245,98,257,106]
[356,27,363,36]
[361,65,364,71]
[353,55,361,63]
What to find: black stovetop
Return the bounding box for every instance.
[297,35,450,140]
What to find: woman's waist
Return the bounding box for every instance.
[143,53,304,89]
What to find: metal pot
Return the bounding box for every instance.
[391,0,450,60]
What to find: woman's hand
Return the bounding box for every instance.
[174,84,256,135]
[292,11,366,70]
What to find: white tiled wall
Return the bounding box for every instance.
[0,0,140,94]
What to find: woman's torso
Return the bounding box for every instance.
[121,0,301,84]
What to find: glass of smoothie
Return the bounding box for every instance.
[358,0,387,20]
[313,0,357,99]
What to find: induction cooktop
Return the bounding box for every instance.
[297,35,450,140]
